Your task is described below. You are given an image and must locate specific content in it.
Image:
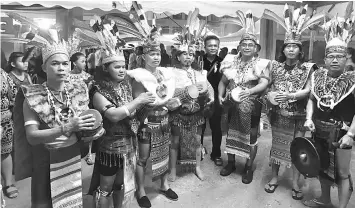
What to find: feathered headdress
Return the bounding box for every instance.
[129,1,161,54]
[235,10,258,45]
[5,12,70,64]
[173,8,207,53]
[263,2,326,45]
[323,1,355,55]
[76,15,125,65]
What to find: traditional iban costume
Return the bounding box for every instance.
[170,9,214,169]
[309,14,355,184]
[11,17,89,206]
[221,10,270,159]
[126,3,177,181]
[74,15,139,206]
[263,3,324,167]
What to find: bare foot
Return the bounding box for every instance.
[168,168,177,182]
[195,167,205,181]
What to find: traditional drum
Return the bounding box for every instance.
[230,86,243,103]
[174,85,199,103]
[80,109,103,138]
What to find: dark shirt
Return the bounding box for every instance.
[203,54,223,92]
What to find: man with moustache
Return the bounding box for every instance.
[200,35,224,166]
[218,10,270,184]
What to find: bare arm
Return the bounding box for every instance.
[249,77,269,95]
[218,75,229,99]
[93,92,143,123]
[23,101,65,145]
[306,93,315,120]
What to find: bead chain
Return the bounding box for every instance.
[45,85,73,124]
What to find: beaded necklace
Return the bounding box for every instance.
[44,84,73,124]
[234,57,257,85]
[186,67,197,84]
[151,69,167,98]
[322,70,343,96]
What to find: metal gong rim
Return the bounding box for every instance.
[291,137,321,178]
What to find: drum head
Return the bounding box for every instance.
[290,137,320,178]
[267,92,279,105]
[231,87,242,102]
[187,85,199,99]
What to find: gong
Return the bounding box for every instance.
[290,136,330,178]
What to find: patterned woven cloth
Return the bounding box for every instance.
[269,62,312,167]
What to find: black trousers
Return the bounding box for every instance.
[201,95,222,158]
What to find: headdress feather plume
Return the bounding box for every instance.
[323,1,355,53]
[263,2,326,44]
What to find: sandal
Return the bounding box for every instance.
[291,188,304,200]
[302,198,332,207]
[264,183,279,193]
[3,184,19,198]
[85,154,94,165]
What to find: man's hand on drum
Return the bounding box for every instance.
[136,92,156,105]
[66,114,96,132]
[304,119,315,132]
[339,134,354,149]
[239,89,251,102]
[82,127,106,142]
[196,83,207,94]
[274,92,290,103]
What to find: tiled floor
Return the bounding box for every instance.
[5,115,355,208]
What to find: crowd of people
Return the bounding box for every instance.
[1,2,355,208]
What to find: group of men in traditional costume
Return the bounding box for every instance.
[2,1,355,208]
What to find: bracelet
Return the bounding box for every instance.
[122,105,130,117]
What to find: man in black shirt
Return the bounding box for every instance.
[201,35,224,166]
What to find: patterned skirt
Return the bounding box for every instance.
[225,97,261,158]
[138,114,170,181]
[1,110,13,154]
[269,112,305,168]
[171,112,204,169]
[48,143,83,208]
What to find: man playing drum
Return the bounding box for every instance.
[169,15,214,180]
[218,10,270,184]
[302,10,355,208]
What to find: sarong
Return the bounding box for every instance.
[49,143,83,208]
[171,112,204,170]
[269,113,304,168]
[225,98,255,158]
[139,113,170,181]
[150,130,170,181]
[314,120,340,182]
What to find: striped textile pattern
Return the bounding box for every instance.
[49,144,83,208]
[269,113,297,168]
[225,99,252,159]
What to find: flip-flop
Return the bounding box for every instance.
[291,189,304,200]
[302,198,332,207]
[264,183,279,193]
[3,184,19,198]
